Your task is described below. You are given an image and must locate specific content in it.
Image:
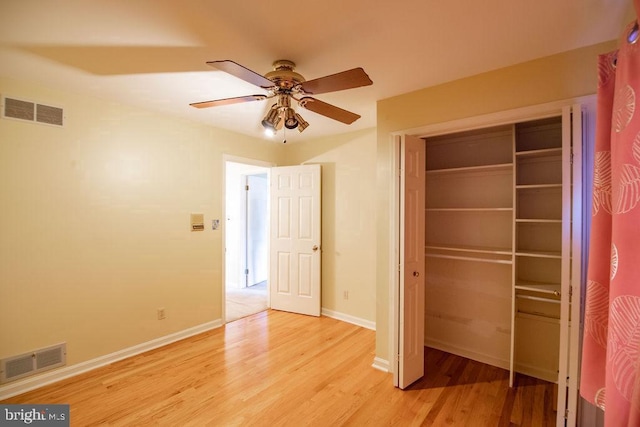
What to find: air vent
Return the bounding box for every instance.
[4,98,35,121]
[36,103,64,126]
[1,343,66,384]
[2,96,64,127]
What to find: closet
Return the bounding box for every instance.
[420,105,584,423]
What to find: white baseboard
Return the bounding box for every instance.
[0,319,223,400]
[425,338,510,371]
[321,308,376,331]
[372,357,391,373]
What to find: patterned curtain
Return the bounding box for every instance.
[580,6,640,426]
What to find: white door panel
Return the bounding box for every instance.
[399,135,426,389]
[270,164,321,316]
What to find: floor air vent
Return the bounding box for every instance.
[2,96,64,127]
[1,343,66,384]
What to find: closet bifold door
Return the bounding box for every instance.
[558,104,583,427]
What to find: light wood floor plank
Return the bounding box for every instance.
[1,310,556,426]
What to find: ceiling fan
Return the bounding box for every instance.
[190,59,373,135]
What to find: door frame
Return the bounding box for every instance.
[222,154,275,324]
[387,96,594,410]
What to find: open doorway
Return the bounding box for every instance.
[224,158,271,322]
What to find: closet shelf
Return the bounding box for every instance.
[516,183,562,190]
[426,244,512,255]
[515,218,561,223]
[426,163,512,175]
[427,207,513,212]
[426,252,512,265]
[515,250,561,259]
[515,147,562,158]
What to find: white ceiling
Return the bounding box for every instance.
[0,0,635,143]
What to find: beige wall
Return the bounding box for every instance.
[374,40,619,362]
[283,128,377,322]
[0,77,285,365]
[0,75,378,383]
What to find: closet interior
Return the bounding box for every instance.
[423,114,574,387]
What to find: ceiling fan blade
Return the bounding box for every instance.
[299,97,361,124]
[190,94,267,109]
[207,60,274,89]
[299,68,372,95]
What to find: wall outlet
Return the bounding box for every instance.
[157,308,166,320]
[343,291,349,300]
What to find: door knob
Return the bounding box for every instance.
[313,245,319,252]
[413,271,420,277]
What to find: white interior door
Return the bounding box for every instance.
[398,135,426,389]
[270,164,321,316]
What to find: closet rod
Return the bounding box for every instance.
[515,294,561,304]
[425,253,512,265]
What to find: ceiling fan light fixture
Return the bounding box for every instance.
[261,104,281,132]
[295,113,309,132]
[284,107,298,129]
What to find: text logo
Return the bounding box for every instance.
[1,405,69,426]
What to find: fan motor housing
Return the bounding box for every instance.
[265,60,305,90]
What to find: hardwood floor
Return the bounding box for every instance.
[2,310,556,426]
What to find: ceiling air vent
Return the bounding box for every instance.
[0,343,67,384]
[2,96,64,127]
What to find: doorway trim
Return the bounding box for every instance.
[222,154,275,324]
